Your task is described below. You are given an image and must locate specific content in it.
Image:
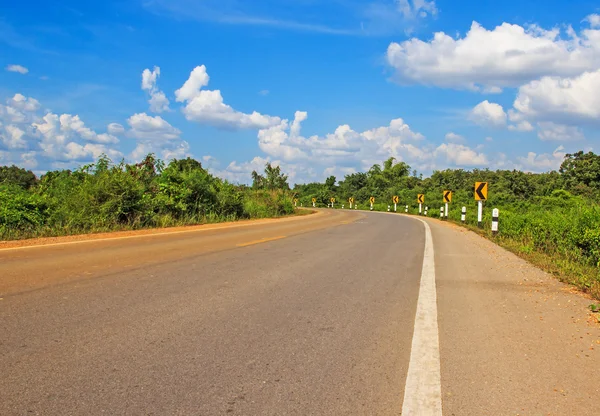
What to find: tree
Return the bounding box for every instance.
[325,175,336,191]
[560,151,600,193]
[251,170,265,189]
[0,165,38,189]
[264,163,289,190]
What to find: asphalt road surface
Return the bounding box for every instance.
[1,210,599,415]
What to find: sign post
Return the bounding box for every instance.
[294,198,298,207]
[393,196,399,212]
[417,194,424,215]
[369,197,375,211]
[475,182,488,228]
[349,197,354,209]
[443,191,452,220]
[330,197,336,209]
[312,197,316,208]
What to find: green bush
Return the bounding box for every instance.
[0,155,298,240]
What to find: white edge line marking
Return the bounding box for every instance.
[0,210,328,252]
[401,217,443,415]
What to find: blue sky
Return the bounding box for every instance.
[1,0,600,183]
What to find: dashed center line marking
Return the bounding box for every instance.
[236,236,287,247]
[401,217,442,415]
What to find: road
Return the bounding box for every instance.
[1,210,599,415]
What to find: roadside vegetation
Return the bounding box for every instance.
[0,155,294,241]
[293,151,600,300]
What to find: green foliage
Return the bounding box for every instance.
[0,165,38,189]
[0,154,295,240]
[252,163,290,190]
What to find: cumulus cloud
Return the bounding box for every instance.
[537,122,584,141]
[444,132,466,143]
[141,66,170,113]
[386,20,600,91]
[434,143,488,166]
[107,123,125,135]
[126,113,189,162]
[512,70,600,124]
[517,146,566,172]
[5,64,29,74]
[33,113,122,160]
[469,101,507,127]
[584,14,600,28]
[126,113,181,140]
[257,111,426,171]
[175,65,282,130]
[0,93,124,167]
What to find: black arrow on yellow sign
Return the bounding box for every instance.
[475,182,488,201]
[443,191,452,203]
[417,194,424,204]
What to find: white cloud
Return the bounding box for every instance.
[434,143,488,166]
[58,114,119,144]
[259,90,269,96]
[469,100,507,127]
[107,123,125,135]
[175,65,210,102]
[507,120,534,132]
[126,113,181,140]
[485,136,494,142]
[175,65,282,130]
[396,0,438,19]
[517,146,566,172]
[126,113,189,162]
[141,66,170,113]
[512,70,600,124]
[386,20,600,91]
[9,94,40,112]
[1,125,27,149]
[6,64,28,74]
[33,112,122,161]
[257,112,426,171]
[444,132,466,143]
[584,14,600,28]
[537,122,584,141]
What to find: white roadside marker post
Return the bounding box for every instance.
[355,204,358,210]
[370,202,373,211]
[405,205,408,213]
[388,205,391,212]
[461,206,466,223]
[419,203,422,215]
[492,208,499,235]
[477,200,483,228]
[424,206,428,216]
[342,204,345,209]
[439,206,444,219]
[394,203,397,212]
[444,202,448,220]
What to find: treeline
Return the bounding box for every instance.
[0,155,294,240]
[293,151,600,299]
[294,152,600,207]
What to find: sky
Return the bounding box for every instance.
[1,0,600,184]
